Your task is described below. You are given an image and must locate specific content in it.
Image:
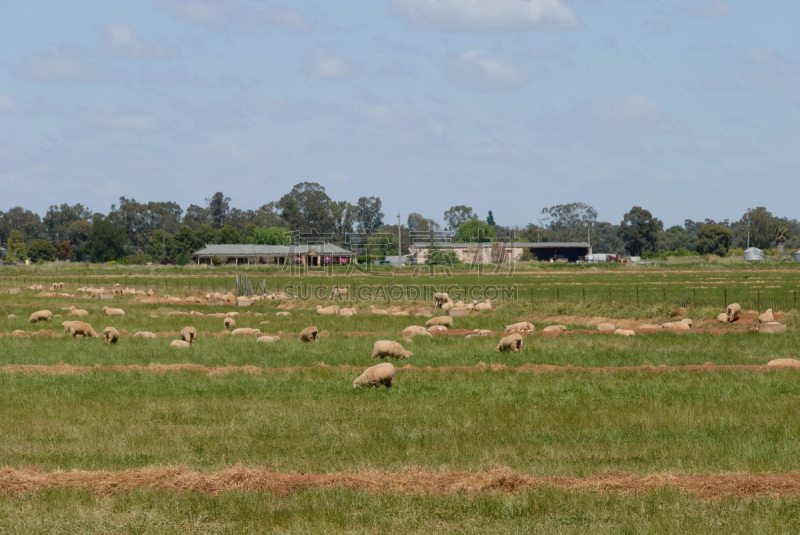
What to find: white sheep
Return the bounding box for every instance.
[474,299,492,311]
[427,325,447,333]
[69,306,89,317]
[316,305,339,315]
[180,326,197,344]
[134,331,157,338]
[275,311,292,316]
[103,326,120,345]
[726,303,741,322]
[425,316,453,327]
[170,340,191,348]
[62,320,75,333]
[505,322,534,333]
[28,310,52,323]
[369,305,388,315]
[495,334,523,353]
[371,340,413,360]
[472,329,492,336]
[102,306,125,317]
[300,326,319,342]
[662,322,690,331]
[758,309,775,324]
[433,292,451,308]
[331,287,348,299]
[716,313,728,323]
[596,323,615,332]
[681,318,694,329]
[69,321,98,338]
[543,325,566,332]
[223,317,236,330]
[614,329,636,337]
[403,325,428,335]
[339,307,357,316]
[231,328,260,336]
[353,362,395,389]
[257,335,280,343]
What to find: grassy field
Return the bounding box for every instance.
[0,262,799,532]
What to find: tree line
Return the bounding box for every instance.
[1,183,797,264]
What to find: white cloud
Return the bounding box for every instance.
[154,0,312,32]
[302,47,360,80]
[692,0,733,17]
[93,21,180,60]
[15,45,118,86]
[389,0,578,32]
[443,51,527,93]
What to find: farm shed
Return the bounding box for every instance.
[408,242,591,264]
[192,243,355,266]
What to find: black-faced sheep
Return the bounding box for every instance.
[300,326,319,342]
[103,326,120,345]
[180,326,197,344]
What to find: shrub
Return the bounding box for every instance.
[175,252,189,265]
[27,240,56,263]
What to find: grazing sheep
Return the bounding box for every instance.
[472,329,492,336]
[69,321,98,338]
[275,311,291,316]
[371,340,413,360]
[543,325,567,332]
[134,331,157,338]
[596,323,615,332]
[28,310,52,323]
[662,322,691,331]
[69,306,89,317]
[433,292,451,308]
[331,287,348,299]
[403,325,428,335]
[505,322,535,333]
[426,316,453,327]
[223,317,236,330]
[62,320,75,333]
[231,328,260,336]
[316,305,339,315]
[758,309,775,324]
[180,326,197,344]
[369,305,388,315]
[257,335,280,343]
[170,340,191,348]
[427,325,447,333]
[339,307,357,316]
[102,306,125,317]
[167,311,189,317]
[767,358,800,368]
[681,318,694,329]
[51,283,59,291]
[614,329,636,337]
[441,301,454,311]
[475,299,492,311]
[495,334,523,353]
[353,362,395,389]
[6,314,16,319]
[726,303,741,322]
[103,326,120,345]
[300,326,319,342]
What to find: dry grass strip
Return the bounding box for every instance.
[0,362,791,376]
[1,467,800,499]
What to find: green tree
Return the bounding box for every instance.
[519,223,553,243]
[618,207,663,256]
[407,213,439,233]
[54,241,72,261]
[148,229,174,259]
[590,222,625,254]
[182,204,209,229]
[213,225,242,244]
[175,252,189,266]
[455,219,495,243]
[486,211,495,227]
[659,225,692,252]
[425,242,459,266]
[541,202,597,242]
[6,230,26,261]
[278,182,335,234]
[27,240,56,263]
[694,224,732,256]
[206,192,231,229]
[732,207,775,249]
[354,196,384,233]
[196,224,217,245]
[172,225,203,256]
[443,205,477,231]
[86,218,126,263]
[247,226,293,245]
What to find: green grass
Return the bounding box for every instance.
[0,488,798,534]
[0,370,799,474]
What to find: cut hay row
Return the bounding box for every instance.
[2,466,800,499]
[0,361,791,376]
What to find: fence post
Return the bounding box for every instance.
[557,287,560,302]
[530,288,533,307]
[758,291,761,313]
[794,291,797,310]
[608,287,612,305]
[663,289,666,306]
[582,287,585,302]
[724,288,727,308]
[637,287,640,308]
[693,288,696,305]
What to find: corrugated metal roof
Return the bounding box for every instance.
[193,243,354,256]
[410,242,590,249]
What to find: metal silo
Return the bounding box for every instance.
[744,247,764,261]
[795,250,800,262]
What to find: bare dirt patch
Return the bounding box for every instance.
[2,467,800,499]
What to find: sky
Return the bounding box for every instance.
[1,0,798,230]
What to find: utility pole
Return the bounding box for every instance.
[746,215,751,249]
[397,210,402,268]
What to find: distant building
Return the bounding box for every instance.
[408,242,591,264]
[192,243,355,266]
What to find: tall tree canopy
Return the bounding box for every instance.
[455,219,495,243]
[618,207,663,256]
[278,182,335,234]
[354,196,384,233]
[443,206,477,231]
[541,202,597,243]
[206,192,231,229]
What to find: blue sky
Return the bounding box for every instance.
[1,0,798,229]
